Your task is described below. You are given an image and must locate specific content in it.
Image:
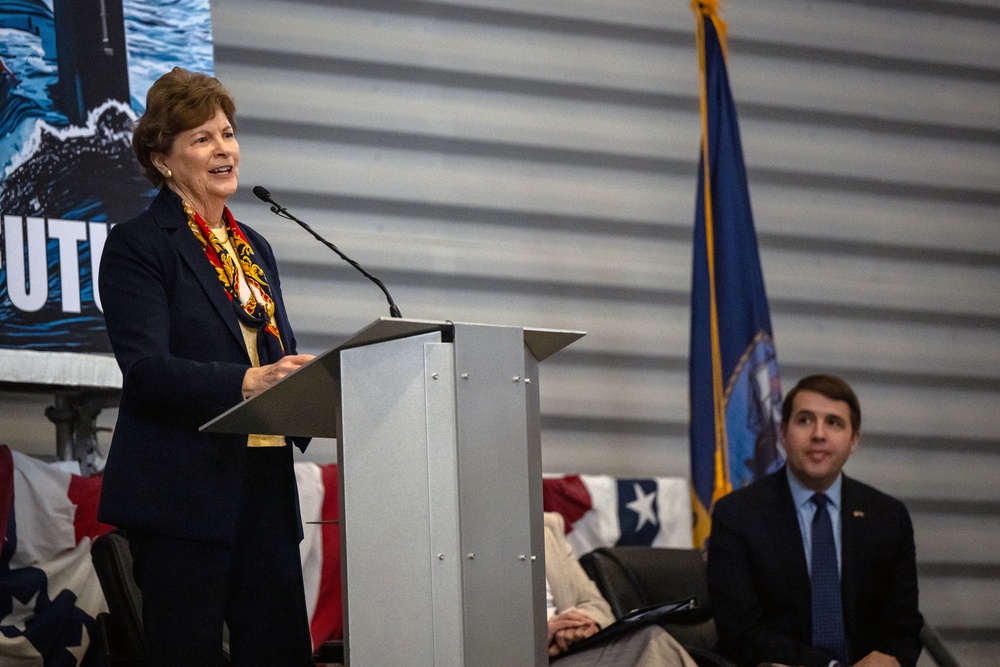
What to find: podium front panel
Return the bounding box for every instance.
[338,331,447,665]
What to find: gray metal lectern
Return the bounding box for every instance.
[203,318,584,667]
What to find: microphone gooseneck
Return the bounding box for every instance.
[253,186,402,318]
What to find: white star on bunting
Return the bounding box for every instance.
[625,483,658,532]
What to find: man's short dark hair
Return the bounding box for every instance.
[781,374,861,434]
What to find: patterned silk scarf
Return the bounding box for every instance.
[184,201,285,366]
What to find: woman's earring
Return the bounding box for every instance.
[165,168,172,179]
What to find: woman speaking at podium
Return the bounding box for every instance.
[98,67,315,666]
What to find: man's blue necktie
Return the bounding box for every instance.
[811,493,847,663]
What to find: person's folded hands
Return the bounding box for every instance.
[547,609,600,656]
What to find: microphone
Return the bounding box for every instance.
[253,186,402,318]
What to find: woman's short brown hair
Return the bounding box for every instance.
[780,374,861,435]
[132,67,237,187]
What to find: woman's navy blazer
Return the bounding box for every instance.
[97,187,306,543]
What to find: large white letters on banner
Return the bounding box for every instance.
[1,215,107,315]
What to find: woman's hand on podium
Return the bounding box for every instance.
[242,354,315,400]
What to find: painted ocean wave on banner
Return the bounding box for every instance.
[0,0,213,355]
[124,0,214,114]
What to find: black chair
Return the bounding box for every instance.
[920,623,962,667]
[91,529,236,666]
[90,530,148,666]
[579,546,736,667]
[314,640,344,666]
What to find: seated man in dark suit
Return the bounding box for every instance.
[706,374,923,667]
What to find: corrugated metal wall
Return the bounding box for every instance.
[4,0,997,662]
[207,0,998,662]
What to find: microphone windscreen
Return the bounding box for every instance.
[252,185,272,203]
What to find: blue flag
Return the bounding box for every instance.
[689,1,783,547]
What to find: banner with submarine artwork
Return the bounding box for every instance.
[0,0,213,370]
